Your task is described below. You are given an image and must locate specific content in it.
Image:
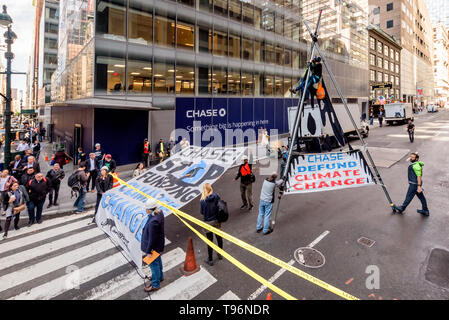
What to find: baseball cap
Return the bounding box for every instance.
[105,154,112,158]
[145,198,158,210]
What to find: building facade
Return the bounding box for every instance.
[368,25,402,103]
[51,0,369,165]
[432,23,449,106]
[369,0,434,106]
[424,0,449,28]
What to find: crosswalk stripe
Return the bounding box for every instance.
[9,251,129,300]
[144,267,217,300]
[0,228,104,270]
[0,217,94,252]
[218,290,240,300]
[84,247,185,300]
[0,238,115,292]
[3,211,94,240]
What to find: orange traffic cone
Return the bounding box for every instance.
[266,293,272,300]
[45,153,48,161]
[112,173,120,188]
[180,237,200,276]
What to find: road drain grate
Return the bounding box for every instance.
[357,237,375,248]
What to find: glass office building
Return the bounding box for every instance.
[51,0,369,165]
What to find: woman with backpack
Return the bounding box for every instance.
[90,166,113,224]
[1,182,26,238]
[200,183,223,266]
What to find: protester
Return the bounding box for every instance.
[1,182,26,238]
[27,172,50,225]
[200,183,223,266]
[20,167,36,186]
[234,155,254,210]
[16,140,29,152]
[291,56,323,100]
[155,139,167,163]
[103,154,116,173]
[77,147,87,166]
[22,155,40,174]
[167,137,176,157]
[73,162,89,213]
[142,139,152,168]
[93,143,105,169]
[53,148,70,169]
[46,163,65,208]
[31,139,41,161]
[407,119,415,143]
[91,166,113,224]
[8,154,23,181]
[280,146,289,177]
[378,107,384,127]
[133,162,147,178]
[141,198,165,293]
[86,153,99,192]
[393,152,429,216]
[257,173,282,235]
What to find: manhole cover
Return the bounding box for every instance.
[357,237,375,248]
[425,248,449,289]
[294,247,325,268]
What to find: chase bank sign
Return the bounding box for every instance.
[186,108,227,118]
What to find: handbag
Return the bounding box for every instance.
[250,173,256,183]
[14,203,26,214]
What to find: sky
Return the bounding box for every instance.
[1,0,35,97]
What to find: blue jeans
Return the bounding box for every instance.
[149,255,164,288]
[400,183,428,212]
[257,200,273,233]
[74,187,86,212]
[28,199,45,222]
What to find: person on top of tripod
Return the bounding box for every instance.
[290,56,323,99]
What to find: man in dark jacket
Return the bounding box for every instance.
[22,155,40,174]
[86,153,99,192]
[141,139,152,167]
[155,139,167,163]
[103,154,116,173]
[234,155,254,210]
[46,163,65,208]
[141,198,165,292]
[27,173,50,225]
[91,166,113,224]
[20,167,36,186]
[9,154,24,181]
[73,162,90,213]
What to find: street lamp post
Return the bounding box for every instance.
[0,5,25,167]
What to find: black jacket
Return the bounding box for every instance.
[200,193,220,222]
[235,163,253,185]
[28,178,50,202]
[22,162,40,174]
[103,159,116,173]
[85,158,99,172]
[46,169,65,187]
[20,172,36,186]
[95,175,113,194]
[141,210,165,254]
[155,142,167,154]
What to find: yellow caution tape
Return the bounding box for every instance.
[112,174,359,300]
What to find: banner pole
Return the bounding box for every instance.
[270,11,323,231]
[302,20,394,208]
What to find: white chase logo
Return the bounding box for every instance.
[186,108,226,118]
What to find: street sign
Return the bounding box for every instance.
[371,82,392,89]
[20,109,37,114]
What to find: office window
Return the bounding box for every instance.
[264,74,275,96]
[229,0,242,22]
[264,43,276,64]
[242,38,253,60]
[153,59,175,94]
[198,27,212,53]
[197,65,211,94]
[377,57,382,67]
[284,48,292,67]
[44,53,58,65]
[377,71,383,82]
[242,72,254,96]
[390,48,394,58]
[213,30,228,56]
[177,21,194,50]
[370,70,375,81]
[370,37,375,50]
[396,89,399,98]
[262,9,275,32]
[45,22,59,35]
[127,59,152,94]
[377,42,382,54]
[275,46,284,66]
[370,53,375,66]
[199,0,213,12]
[212,66,227,95]
[128,0,152,45]
[229,33,241,58]
[95,54,126,94]
[179,0,194,6]
[228,68,241,95]
[395,64,399,73]
[214,0,228,17]
[175,64,195,95]
[395,51,399,61]
[390,61,394,72]
[45,7,58,19]
[242,1,254,25]
[395,76,399,86]
[45,38,58,50]
[96,0,126,39]
[254,40,261,62]
[384,73,389,82]
[275,13,283,35]
[384,59,388,70]
[283,76,291,96]
[154,15,175,47]
[387,3,393,11]
[384,45,389,56]
[387,20,394,28]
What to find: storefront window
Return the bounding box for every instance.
[212,66,227,95]
[96,0,126,40]
[128,0,152,45]
[177,21,194,51]
[229,33,241,59]
[176,64,195,95]
[229,0,242,21]
[154,59,175,94]
[213,30,228,56]
[154,15,175,47]
[127,59,152,94]
[228,68,241,95]
[242,72,254,96]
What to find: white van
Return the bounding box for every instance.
[384,103,414,125]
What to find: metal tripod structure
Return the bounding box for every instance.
[270,11,394,231]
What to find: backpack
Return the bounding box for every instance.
[67,171,81,198]
[216,198,229,223]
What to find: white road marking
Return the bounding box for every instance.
[0,238,115,292]
[247,230,330,300]
[144,267,217,300]
[218,290,240,300]
[84,247,185,300]
[9,251,128,300]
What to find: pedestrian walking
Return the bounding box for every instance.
[133,162,147,178]
[27,173,50,225]
[8,154,23,181]
[369,108,374,125]
[378,108,384,127]
[141,198,165,293]
[76,147,87,166]
[15,140,29,152]
[141,139,151,168]
[46,163,65,208]
[200,183,223,266]
[20,167,36,186]
[1,182,26,238]
[73,162,89,213]
[393,152,429,216]
[234,155,254,211]
[53,148,70,169]
[93,143,105,169]
[31,139,41,161]
[407,119,415,143]
[86,153,99,192]
[257,173,282,235]
[91,166,113,224]
[103,154,116,173]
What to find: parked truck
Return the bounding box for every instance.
[384,103,414,125]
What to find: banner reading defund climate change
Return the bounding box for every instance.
[96,146,245,276]
[285,150,376,194]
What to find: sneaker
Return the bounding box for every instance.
[248,206,253,211]
[14,225,20,230]
[217,254,223,260]
[204,259,214,266]
[27,221,35,227]
[240,204,247,209]
[392,205,404,214]
[256,228,262,233]
[37,220,43,224]
[2,234,7,239]
[144,285,160,293]
[47,203,52,208]
[53,202,59,206]
[417,209,430,216]
[263,229,273,235]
